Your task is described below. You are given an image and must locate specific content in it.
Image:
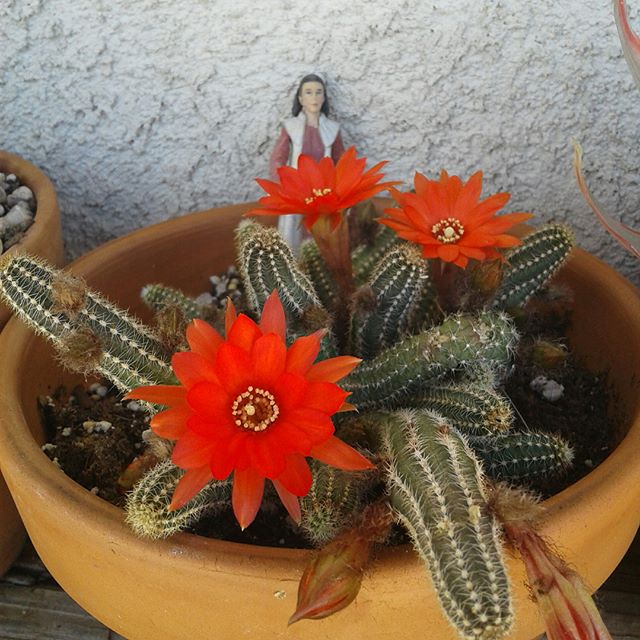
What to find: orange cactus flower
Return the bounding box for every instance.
[380,170,533,268]
[126,291,373,530]
[247,146,398,231]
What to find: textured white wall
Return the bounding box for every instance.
[2,0,639,284]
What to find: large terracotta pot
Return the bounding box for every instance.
[0,150,65,577]
[0,205,638,640]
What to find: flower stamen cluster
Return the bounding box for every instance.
[432,217,465,244]
[305,187,333,206]
[232,386,280,432]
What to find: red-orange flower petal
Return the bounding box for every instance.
[379,171,534,269]
[311,437,374,471]
[186,320,223,361]
[125,384,187,406]
[150,404,192,439]
[246,147,398,231]
[306,356,362,383]
[273,479,302,524]
[259,290,286,341]
[232,467,265,530]
[169,466,213,511]
[286,330,325,375]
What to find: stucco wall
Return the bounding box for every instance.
[2,0,639,284]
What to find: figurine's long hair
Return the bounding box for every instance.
[292,74,330,116]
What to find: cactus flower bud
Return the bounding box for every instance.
[290,501,393,624]
[505,521,612,640]
[289,532,370,625]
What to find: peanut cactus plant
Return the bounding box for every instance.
[0,149,590,640]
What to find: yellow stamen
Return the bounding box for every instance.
[232,386,279,432]
[432,217,465,244]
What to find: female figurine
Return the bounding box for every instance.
[269,73,345,248]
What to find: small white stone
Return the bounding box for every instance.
[41,443,56,452]
[94,420,112,432]
[83,420,95,433]
[61,427,72,437]
[90,487,100,495]
[126,400,142,412]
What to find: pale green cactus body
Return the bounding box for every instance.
[344,312,518,411]
[352,243,435,358]
[236,221,321,317]
[300,459,377,547]
[141,283,208,321]
[467,431,574,483]
[382,410,513,640]
[352,224,401,284]
[299,239,337,311]
[491,225,574,310]
[125,460,231,539]
[406,380,514,436]
[0,255,176,391]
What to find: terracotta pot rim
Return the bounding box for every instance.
[0,206,639,575]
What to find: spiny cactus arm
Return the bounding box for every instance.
[491,225,574,310]
[299,458,378,547]
[352,243,435,358]
[406,380,514,436]
[344,312,519,412]
[299,240,338,312]
[125,460,231,539]
[466,431,574,484]
[235,221,322,318]
[0,255,176,391]
[141,283,209,322]
[351,224,401,285]
[382,410,513,640]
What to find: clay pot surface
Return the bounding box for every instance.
[0,150,65,576]
[0,205,639,640]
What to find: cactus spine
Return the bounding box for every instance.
[235,221,321,317]
[125,460,231,539]
[351,224,401,284]
[141,283,211,322]
[352,243,435,358]
[467,431,574,483]
[299,240,338,311]
[344,312,518,411]
[299,459,377,547]
[0,255,176,391]
[382,410,513,640]
[491,225,574,310]
[406,380,514,436]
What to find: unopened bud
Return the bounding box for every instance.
[289,533,370,625]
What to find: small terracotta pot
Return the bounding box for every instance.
[0,150,65,576]
[0,205,639,640]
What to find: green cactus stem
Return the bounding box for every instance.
[299,239,338,312]
[491,225,574,310]
[141,283,211,322]
[235,221,321,318]
[125,460,231,539]
[351,224,401,285]
[352,243,435,358]
[0,255,176,391]
[405,380,514,436]
[382,410,513,640]
[300,459,378,547]
[344,312,518,411]
[467,431,574,484]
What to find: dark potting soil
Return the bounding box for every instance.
[38,287,620,548]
